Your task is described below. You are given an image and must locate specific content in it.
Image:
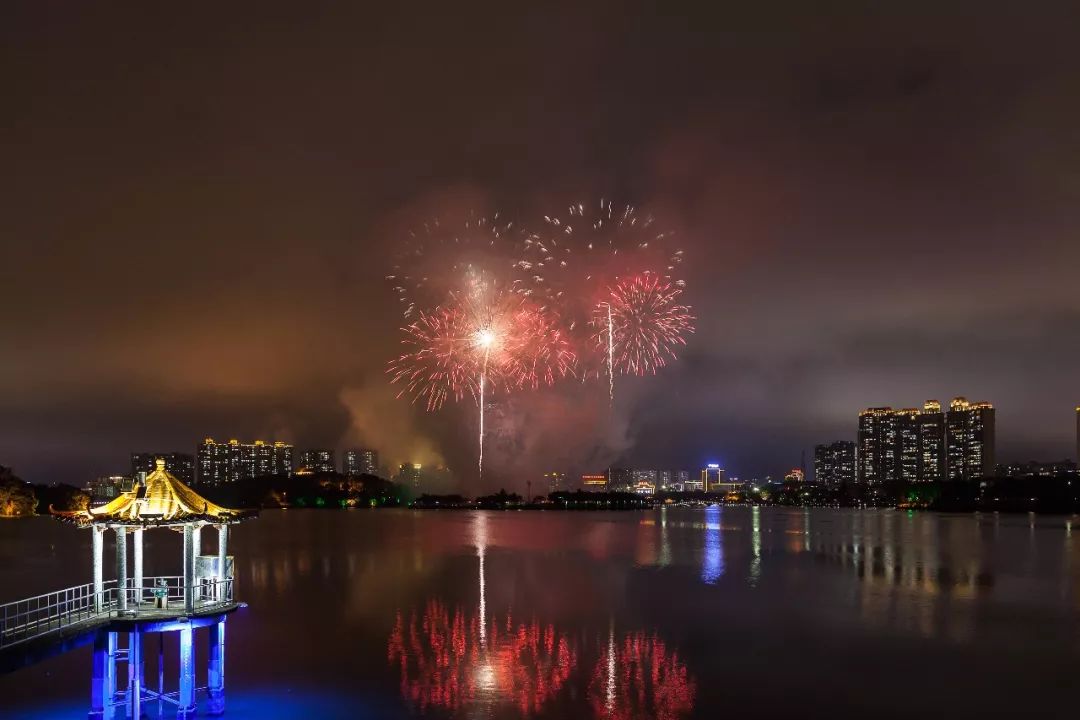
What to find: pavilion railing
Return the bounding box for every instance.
[0,576,234,651]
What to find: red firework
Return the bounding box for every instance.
[387,291,576,411]
[592,273,695,376]
[387,305,483,411]
[501,305,576,390]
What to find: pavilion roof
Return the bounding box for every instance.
[53,459,255,527]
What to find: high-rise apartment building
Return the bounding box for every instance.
[858,400,952,484]
[632,469,659,486]
[544,471,566,493]
[131,453,194,485]
[945,398,995,481]
[917,401,946,482]
[814,441,855,488]
[197,438,293,485]
[894,409,921,482]
[343,449,379,476]
[607,468,634,492]
[88,475,128,505]
[857,408,896,484]
[397,463,423,490]
[298,449,335,474]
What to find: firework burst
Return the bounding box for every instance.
[388,273,575,478]
[592,274,695,376]
[518,199,692,399]
[386,213,524,319]
[386,305,483,412]
[517,199,685,326]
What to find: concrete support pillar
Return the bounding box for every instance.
[127,632,142,720]
[157,633,165,719]
[182,524,194,614]
[116,528,128,612]
[177,625,196,719]
[217,525,228,601]
[105,632,117,707]
[207,618,226,715]
[92,527,104,612]
[89,631,108,719]
[132,529,144,607]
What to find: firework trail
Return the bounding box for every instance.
[388,272,574,481]
[386,215,526,481]
[518,199,691,401]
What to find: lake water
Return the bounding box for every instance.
[2,507,1080,718]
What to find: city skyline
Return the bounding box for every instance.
[14,394,1080,490]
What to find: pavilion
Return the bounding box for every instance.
[52,458,256,718]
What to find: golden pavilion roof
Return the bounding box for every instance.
[54,459,254,527]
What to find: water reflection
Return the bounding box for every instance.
[749,506,761,587]
[700,506,724,584]
[588,628,696,720]
[5,509,1080,718]
[385,511,698,718]
[386,600,577,714]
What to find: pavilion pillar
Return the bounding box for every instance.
[182,524,194,613]
[127,632,142,720]
[105,632,117,707]
[89,631,108,719]
[193,524,203,602]
[132,528,144,606]
[92,526,104,612]
[177,625,196,719]
[116,528,128,612]
[217,525,228,601]
[207,618,226,715]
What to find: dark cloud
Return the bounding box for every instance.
[2,1,1080,486]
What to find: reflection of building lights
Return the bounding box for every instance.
[701,505,724,584]
[750,506,761,586]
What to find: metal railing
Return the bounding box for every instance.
[0,576,234,651]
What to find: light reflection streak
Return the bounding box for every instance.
[476,512,488,645]
[658,507,671,568]
[700,505,724,584]
[749,506,761,587]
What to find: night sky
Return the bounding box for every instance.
[4,2,1080,489]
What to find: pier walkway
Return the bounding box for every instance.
[0,576,236,672]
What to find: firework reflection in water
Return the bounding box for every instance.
[588,629,696,720]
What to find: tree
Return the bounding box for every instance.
[0,466,37,517]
